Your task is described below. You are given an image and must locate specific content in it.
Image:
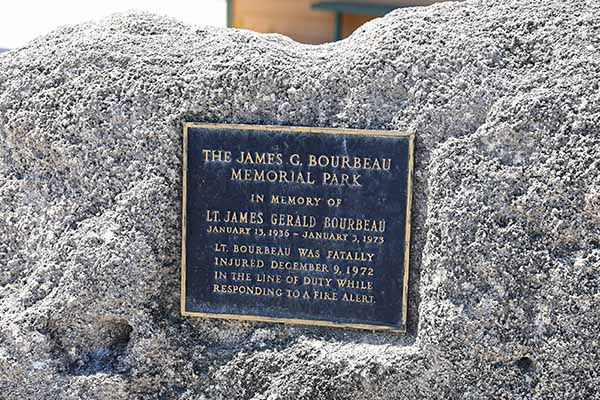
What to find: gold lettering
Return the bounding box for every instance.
[323,217,386,233]
[231,168,315,185]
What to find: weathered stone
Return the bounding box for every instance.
[0,0,598,398]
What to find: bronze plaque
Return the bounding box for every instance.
[181,123,414,332]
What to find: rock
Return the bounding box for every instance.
[0,0,598,398]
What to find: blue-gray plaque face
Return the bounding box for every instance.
[181,123,414,332]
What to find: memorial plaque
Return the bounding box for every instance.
[181,123,414,332]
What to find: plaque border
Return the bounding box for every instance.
[181,123,414,333]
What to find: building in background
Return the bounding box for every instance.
[228,0,442,44]
[1,1,446,50]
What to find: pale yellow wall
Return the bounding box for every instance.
[232,0,334,44]
[231,0,444,44]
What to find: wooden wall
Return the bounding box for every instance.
[230,0,442,44]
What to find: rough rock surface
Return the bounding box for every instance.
[0,0,599,398]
